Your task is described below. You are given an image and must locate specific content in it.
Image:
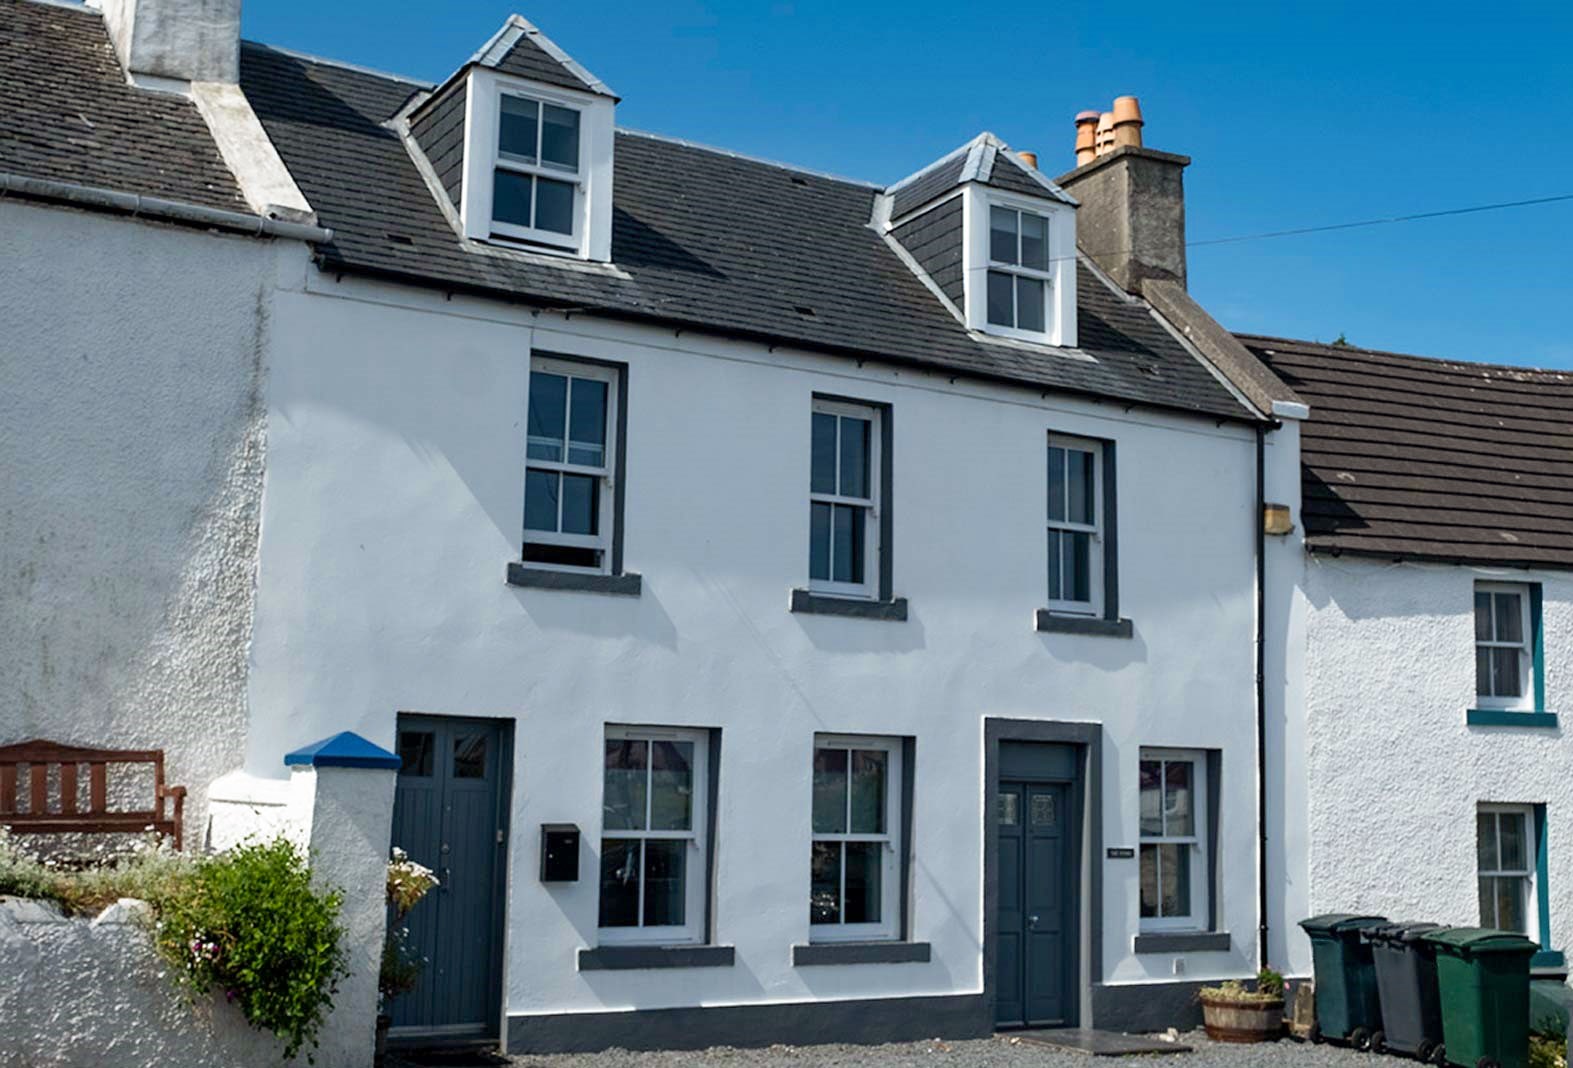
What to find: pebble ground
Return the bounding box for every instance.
[499,1032,1377,1067]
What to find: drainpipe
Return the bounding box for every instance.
[1255,425,1270,971]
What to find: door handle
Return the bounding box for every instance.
[440,866,451,892]
[1028,914,1040,929]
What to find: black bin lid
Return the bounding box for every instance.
[1367,921,1445,944]
[1301,913,1387,935]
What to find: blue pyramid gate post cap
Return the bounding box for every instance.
[284,731,401,770]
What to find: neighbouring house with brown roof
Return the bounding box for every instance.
[1248,335,1573,981]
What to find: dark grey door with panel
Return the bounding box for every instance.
[994,742,1080,1029]
[389,715,510,1040]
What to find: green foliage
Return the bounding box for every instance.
[0,826,193,913]
[151,838,347,1062]
[380,847,440,1005]
[1257,966,1286,997]
[1530,1034,1567,1068]
[1200,977,1283,1004]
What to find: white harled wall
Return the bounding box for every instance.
[1301,557,1573,954]
[0,200,305,845]
[247,270,1292,1025]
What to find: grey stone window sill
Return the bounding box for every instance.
[1133,931,1231,954]
[1035,610,1133,638]
[577,944,735,971]
[507,563,642,597]
[792,941,932,966]
[790,589,908,621]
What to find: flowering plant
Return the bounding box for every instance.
[380,848,440,1006]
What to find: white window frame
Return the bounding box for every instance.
[1138,748,1210,933]
[522,356,618,574]
[1046,433,1105,618]
[1475,582,1534,711]
[1478,803,1538,940]
[960,186,1078,347]
[809,734,902,943]
[598,725,710,946]
[984,204,1054,341]
[809,398,881,600]
[488,88,584,250]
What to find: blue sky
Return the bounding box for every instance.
[241,1,1573,369]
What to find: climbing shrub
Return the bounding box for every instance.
[152,837,348,1062]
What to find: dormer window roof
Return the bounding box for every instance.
[405,15,617,262]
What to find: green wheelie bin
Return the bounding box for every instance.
[1422,927,1538,1068]
[1300,913,1388,1048]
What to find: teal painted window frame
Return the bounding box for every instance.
[1532,804,1565,970]
[1468,584,1555,728]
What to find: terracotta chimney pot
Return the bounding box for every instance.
[1112,95,1144,148]
[1095,111,1116,157]
[1074,110,1099,166]
[1017,150,1039,170]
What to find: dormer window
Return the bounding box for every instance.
[492,94,582,244]
[987,206,1051,333]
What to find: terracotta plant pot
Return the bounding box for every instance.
[1200,992,1286,1043]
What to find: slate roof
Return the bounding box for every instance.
[1245,335,1573,569]
[0,0,245,212]
[238,42,1259,424]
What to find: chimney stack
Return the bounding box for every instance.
[1016,150,1039,170]
[92,0,242,83]
[1057,96,1190,293]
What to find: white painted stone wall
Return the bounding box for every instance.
[0,200,304,845]
[0,897,285,1068]
[244,270,1300,1029]
[1301,556,1573,954]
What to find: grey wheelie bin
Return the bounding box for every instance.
[1366,922,1447,1060]
[1300,913,1388,1048]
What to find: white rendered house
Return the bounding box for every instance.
[2,0,1313,1053]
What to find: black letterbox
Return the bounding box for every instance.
[540,823,580,882]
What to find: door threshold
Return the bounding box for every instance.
[1006,1028,1193,1056]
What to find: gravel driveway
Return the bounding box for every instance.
[498,1032,1374,1067]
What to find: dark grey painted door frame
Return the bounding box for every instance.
[390,712,515,1045]
[983,719,1102,1031]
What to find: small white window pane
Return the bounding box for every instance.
[599,839,640,926]
[527,371,567,461]
[642,840,686,926]
[1020,213,1048,270]
[649,741,694,832]
[1495,593,1524,644]
[1016,276,1045,333]
[524,469,559,532]
[567,378,607,467]
[535,177,575,235]
[1066,532,1091,602]
[811,412,838,495]
[1047,530,1062,601]
[832,504,865,585]
[1159,843,1192,917]
[849,750,886,834]
[560,474,599,535]
[540,104,580,171]
[812,748,847,834]
[1478,812,1497,870]
[1048,447,1066,522]
[1476,648,1493,699]
[809,502,832,582]
[1492,647,1522,698]
[1499,812,1527,870]
[1067,449,1093,524]
[843,842,882,923]
[492,169,533,227]
[986,270,1014,326]
[1496,876,1528,934]
[810,841,840,924]
[603,740,648,831]
[1164,761,1195,837]
[1475,592,1494,641]
[1139,760,1163,836]
[990,206,1018,264]
[839,416,870,498]
[498,96,539,162]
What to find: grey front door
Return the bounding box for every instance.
[388,715,511,1041]
[995,743,1080,1029]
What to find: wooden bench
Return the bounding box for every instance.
[0,739,187,850]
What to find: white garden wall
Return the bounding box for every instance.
[1302,556,1573,953]
[0,897,285,1068]
[0,200,307,844]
